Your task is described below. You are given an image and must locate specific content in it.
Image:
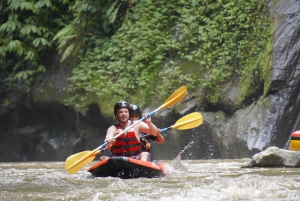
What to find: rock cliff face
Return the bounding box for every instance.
[206,0,300,158]
[0,0,300,161]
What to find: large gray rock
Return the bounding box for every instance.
[242,146,300,167]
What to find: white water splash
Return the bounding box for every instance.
[170,141,196,172]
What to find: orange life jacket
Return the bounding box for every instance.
[111,122,142,157]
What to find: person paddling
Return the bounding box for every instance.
[100,101,160,161]
[129,104,165,160]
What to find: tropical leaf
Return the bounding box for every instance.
[109,5,120,24]
[20,24,39,35]
[37,65,46,73]
[32,38,50,47]
[8,0,34,11]
[35,0,51,8]
[14,70,35,80]
[25,50,35,60]
[0,20,22,33]
[52,25,73,41]
[7,40,22,52]
[0,46,7,56]
[61,43,75,62]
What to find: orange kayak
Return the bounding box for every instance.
[87,157,166,179]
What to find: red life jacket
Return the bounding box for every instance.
[111,122,142,157]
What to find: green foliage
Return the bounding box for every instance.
[0,0,70,85]
[1,0,273,115]
[57,0,272,114]
[174,0,273,103]
[52,0,131,62]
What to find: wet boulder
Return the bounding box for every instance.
[241,146,300,167]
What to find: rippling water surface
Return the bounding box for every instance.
[1,159,300,201]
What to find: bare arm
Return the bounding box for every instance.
[104,125,116,149]
[156,129,165,144]
[138,114,159,136]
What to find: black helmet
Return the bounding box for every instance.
[114,101,130,123]
[129,104,142,117]
[114,101,130,115]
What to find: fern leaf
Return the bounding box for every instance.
[109,5,120,24]
[61,43,75,62]
[52,25,73,41]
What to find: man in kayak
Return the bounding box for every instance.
[101,101,160,161]
[129,104,164,160]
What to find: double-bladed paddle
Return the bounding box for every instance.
[65,86,187,174]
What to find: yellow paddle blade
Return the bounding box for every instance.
[171,112,203,130]
[161,86,187,109]
[65,150,100,174]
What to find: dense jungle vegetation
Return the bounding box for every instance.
[0,0,273,115]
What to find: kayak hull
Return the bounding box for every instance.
[87,157,165,179]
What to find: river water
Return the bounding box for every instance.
[1,158,300,201]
